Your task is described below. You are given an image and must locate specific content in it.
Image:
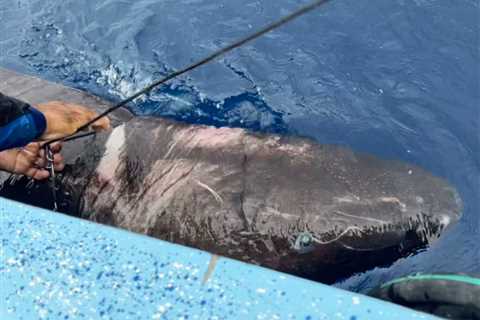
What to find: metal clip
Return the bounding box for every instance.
[45,145,58,211]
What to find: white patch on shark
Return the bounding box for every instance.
[439,215,451,228]
[416,196,425,204]
[334,196,359,203]
[180,126,245,150]
[379,197,407,212]
[96,124,126,182]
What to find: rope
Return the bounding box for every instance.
[45,0,332,146]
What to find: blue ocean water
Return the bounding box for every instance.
[0,0,478,292]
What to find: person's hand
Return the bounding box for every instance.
[0,142,64,180]
[35,101,111,141]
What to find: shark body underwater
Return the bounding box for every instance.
[0,68,463,283]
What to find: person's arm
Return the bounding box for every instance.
[0,93,111,151]
[0,93,47,151]
[0,92,111,180]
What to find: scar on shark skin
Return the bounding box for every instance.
[196,180,224,204]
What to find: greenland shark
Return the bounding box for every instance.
[0,68,463,283]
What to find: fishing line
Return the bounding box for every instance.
[45,0,332,146]
[42,0,332,211]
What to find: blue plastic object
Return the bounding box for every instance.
[0,198,438,319]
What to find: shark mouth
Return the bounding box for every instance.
[303,213,450,250]
[281,213,451,283]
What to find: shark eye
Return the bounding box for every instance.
[293,232,315,252]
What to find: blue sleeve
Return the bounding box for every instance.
[0,107,47,151]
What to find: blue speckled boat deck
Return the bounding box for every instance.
[0,198,437,319]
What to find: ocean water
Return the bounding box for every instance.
[0,0,478,292]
